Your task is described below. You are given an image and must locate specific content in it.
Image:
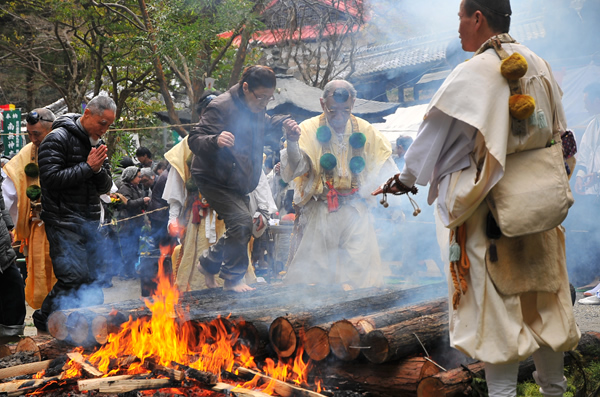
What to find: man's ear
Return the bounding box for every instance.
[474,10,483,29]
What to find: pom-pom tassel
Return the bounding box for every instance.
[449,242,461,263]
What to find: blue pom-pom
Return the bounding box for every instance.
[316,126,332,143]
[320,153,337,170]
[349,156,365,174]
[349,132,366,149]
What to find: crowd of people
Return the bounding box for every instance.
[0,0,595,395]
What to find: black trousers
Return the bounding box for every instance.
[33,222,104,331]
[197,183,252,283]
[0,262,26,327]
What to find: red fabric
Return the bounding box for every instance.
[192,199,203,224]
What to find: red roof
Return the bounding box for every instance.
[220,22,360,46]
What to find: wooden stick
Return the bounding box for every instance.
[212,382,272,397]
[143,359,184,381]
[78,375,175,393]
[66,352,104,377]
[0,375,64,395]
[0,359,52,379]
[237,366,326,397]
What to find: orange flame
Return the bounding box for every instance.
[60,242,322,395]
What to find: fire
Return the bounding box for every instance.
[59,243,321,395]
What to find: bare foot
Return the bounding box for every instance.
[224,279,255,292]
[197,262,219,289]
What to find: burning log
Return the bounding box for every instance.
[237,366,327,397]
[319,357,442,397]
[0,359,52,379]
[0,375,76,396]
[362,311,449,364]
[66,352,104,377]
[78,374,177,393]
[212,382,272,397]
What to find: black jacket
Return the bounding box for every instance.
[117,181,146,232]
[188,84,268,195]
[39,114,112,230]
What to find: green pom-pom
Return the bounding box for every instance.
[349,156,365,174]
[24,163,39,178]
[449,242,461,262]
[278,178,288,188]
[349,132,366,149]
[316,126,332,143]
[26,185,41,201]
[320,153,337,170]
[185,177,199,192]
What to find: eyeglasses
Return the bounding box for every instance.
[26,111,53,125]
[250,90,275,103]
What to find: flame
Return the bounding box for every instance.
[58,242,322,395]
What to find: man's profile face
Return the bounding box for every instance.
[396,144,406,159]
[137,155,152,167]
[458,1,479,52]
[320,91,354,132]
[26,122,52,147]
[81,108,115,141]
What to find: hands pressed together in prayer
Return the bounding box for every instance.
[87,144,108,173]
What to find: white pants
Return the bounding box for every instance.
[485,347,567,397]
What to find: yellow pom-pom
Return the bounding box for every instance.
[509,94,535,120]
[501,52,528,80]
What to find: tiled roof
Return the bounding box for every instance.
[351,17,546,78]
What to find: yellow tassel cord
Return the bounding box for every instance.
[509,94,536,120]
[500,52,528,80]
[449,224,470,310]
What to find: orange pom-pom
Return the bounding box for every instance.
[509,94,535,120]
[501,52,528,80]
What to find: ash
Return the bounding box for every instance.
[0,351,39,368]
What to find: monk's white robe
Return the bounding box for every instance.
[399,38,580,364]
[281,115,397,288]
[576,115,600,194]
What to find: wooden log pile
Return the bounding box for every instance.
[7,282,599,397]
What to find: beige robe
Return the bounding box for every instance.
[401,38,580,363]
[3,143,55,309]
[281,115,395,288]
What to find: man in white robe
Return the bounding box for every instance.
[374,1,580,396]
[281,80,397,289]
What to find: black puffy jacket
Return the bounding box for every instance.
[39,114,112,230]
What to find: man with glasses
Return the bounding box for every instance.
[3,108,56,312]
[280,79,398,288]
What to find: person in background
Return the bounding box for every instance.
[114,156,135,189]
[136,146,155,171]
[154,160,168,177]
[116,166,149,280]
[281,79,398,288]
[572,82,600,302]
[0,136,26,342]
[374,0,580,395]
[138,163,172,297]
[3,108,56,311]
[33,95,115,333]
[139,167,155,197]
[394,135,413,170]
[188,66,285,292]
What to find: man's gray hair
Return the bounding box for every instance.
[86,95,117,115]
[33,108,56,130]
[140,167,154,179]
[322,80,357,100]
